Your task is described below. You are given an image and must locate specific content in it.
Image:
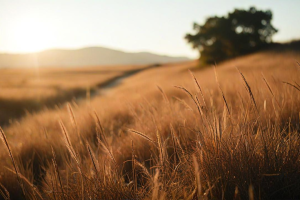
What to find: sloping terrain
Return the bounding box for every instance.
[0,48,300,199]
[0,64,148,126]
[0,47,189,68]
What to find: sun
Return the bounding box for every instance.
[9,17,55,53]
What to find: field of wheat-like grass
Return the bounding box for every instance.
[0,65,145,127]
[0,49,300,199]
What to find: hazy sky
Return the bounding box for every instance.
[0,0,299,58]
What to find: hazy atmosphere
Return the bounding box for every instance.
[0,0,299,57]
[0,1,300,200]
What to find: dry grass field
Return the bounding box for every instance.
[0,65,146,126]
[0,47,300,199]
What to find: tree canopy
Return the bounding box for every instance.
[185,7,278,66]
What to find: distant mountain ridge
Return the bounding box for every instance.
[0,47,190,68]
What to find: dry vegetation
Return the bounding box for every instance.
[0,64,145,126]
[0,48,300,199]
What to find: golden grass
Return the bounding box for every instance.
[0,64,146,126]
[0,64,146,100]
[0,49,300,199]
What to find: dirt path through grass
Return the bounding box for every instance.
[88,64,160,98]
[1,64,160,127]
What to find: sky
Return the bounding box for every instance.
[0,0,299,58]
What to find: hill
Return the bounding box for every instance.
[0,47,300,199]
[0,47,190,68]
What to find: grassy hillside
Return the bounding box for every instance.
[0,48,300,199]
[0,65,146,126]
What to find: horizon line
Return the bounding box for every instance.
[0,45,196,59]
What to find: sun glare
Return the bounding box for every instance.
[9,17,55,53]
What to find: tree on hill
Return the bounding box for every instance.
[185,7,278,66]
